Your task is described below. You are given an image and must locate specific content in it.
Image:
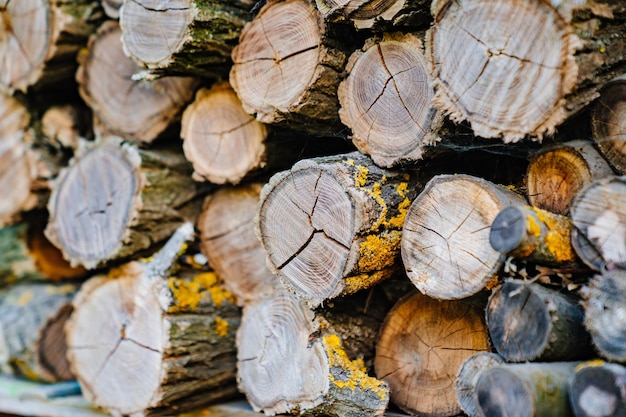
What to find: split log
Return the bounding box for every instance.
[569,360,626,417]
[0,0,103,93]
[427,0,626,142]
[66,223,241,417]
[120,0,253,78]
[474,362,579,417]
[580,270,626,362]
[570,175,626,270]
[45,136,209,269]
[337,32,440,168]
[316,0,431,30]
[374,291,491,417]
[401,174,526,300]
[230,0,350,134]
[0,282,78,382]
[490,205,579,267]
[198,184,280,305]
[525,140,613,215]
[486,280,592,362]
[237,289,389,416]
[256,151,422,307]
[455,352,505,417]
[592,74,626,174]
[76,21,200,144]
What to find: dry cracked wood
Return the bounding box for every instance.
[316,0,431,30]
[569,360,626,417]
[592,74,626,174]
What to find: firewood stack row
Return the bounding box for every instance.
[0,0,625,416]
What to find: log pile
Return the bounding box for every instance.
[0,1,626,417]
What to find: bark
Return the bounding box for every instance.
[256,151,423,307]
[455,352,505,417]
[486,280,593,362]
[316,0,431,30]
[120,0,253,78]
[401,174,526,300]
[45,136,209,269]
[374,291,491,417]
[592,74,626,174]
[66,224,241,417]
[569,360,626,417]
[76,21,200,144]
[525,140,613,215]
[337,32,441,168]
[427,0,626,142]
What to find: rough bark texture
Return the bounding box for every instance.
[374,291,491,417]
[569,360,626,417]
[401,174,526,300]
[455,352,505,417]
[316,0,431,30]
[256,151,422,307]
[592,74,626,174]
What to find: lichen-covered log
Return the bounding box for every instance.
[455,352,505,417]
[374,291,491,417]
[569,360,626,417]
[592,74,626,174]
[237,289,389,416]
[525,140,613,215]
[45,136,209,269]
[570,175,626,271]
[230,0,350,134]
[427,0,626,142]
[401,174,526,300]
[0,0,103,93]
[256,151,422,307]
[316,0,431,30]
[0,282,78,382]
[487,280,593,362]
[120,0,253,78]
[337,32,440,168]
[77,21,199,144]
[66,224,241,417]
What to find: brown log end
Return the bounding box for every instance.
[592,77,626,174]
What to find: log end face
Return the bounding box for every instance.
[569,363,624,417]
[475,367,533,417]
[490,205,528,255]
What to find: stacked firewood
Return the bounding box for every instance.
[0,0,625,417]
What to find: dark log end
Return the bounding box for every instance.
[569,363,626,417]
[490,205,527,254]
[475,367,533,417]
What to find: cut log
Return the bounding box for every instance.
[490,205,579,267]
[230,0,350,134]
[76,21,200,144]
[455,352,505,417]
[525,140,613,215]
[316,0,431,30]
[474,362,579,417]
[120,0,253,78]
[102,0,122,19]
[401,174,526,300]
[427,0,626,142]
[580,270,626,362]
[569,360,626,417]
[337,32,440,168]
[66,223,241,417]
[237,289,389,416]
[0,0,103,93]
[592,74,626,174]
[256,151,422,307]
[374,291,491,417]
[45,136,209,269]
[198,184,280,305]
[0,282,78,382]
[486,280,592,362]
[570,175,626,270]
[39,104,90,150]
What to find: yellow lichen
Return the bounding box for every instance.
[527,214,541,238]
[358,232,401,272]
[343,271,389,295]
[214,317,229,337]
[354,165,369,188]
[576,359,606,372]
[168,272,236,312]
[484,274,501,290]
[386,182,410,229]
[534,208,576,262]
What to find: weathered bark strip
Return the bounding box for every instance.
[474,362,579,417]
[230,0,350,134]
[592,74,626,174]
[427,0,626,142]
[569,360,626,417]
[0,0,103,93]
[237,289,389,416]
[0,282,78,382]
[455,352,505,417]
[66,224,241,417]
[77,21,199,144]
[257,151,422,307]
[45,136,209,269]
[120,0,253,78]
[580,270,626,362]
[570,175,626,270]
[337,32,440,168]
[375,291,491,417]
[525,140,613,215]
[401,174,526,300]
[316,0,431,30]
[487,280,592,362]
